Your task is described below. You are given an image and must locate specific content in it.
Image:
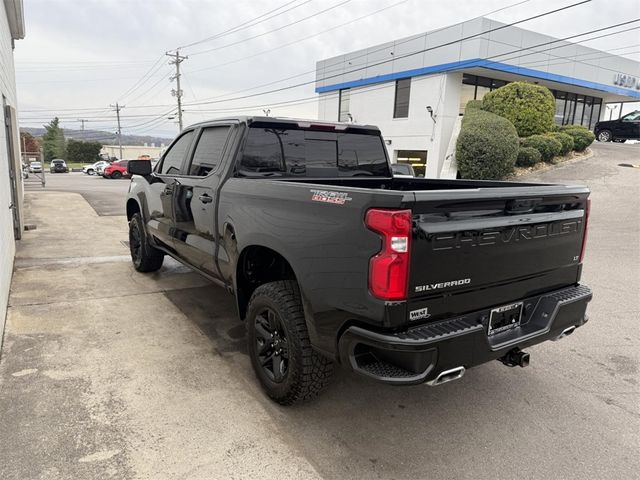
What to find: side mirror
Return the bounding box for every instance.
[128,160,152,176]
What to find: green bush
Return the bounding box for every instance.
[456,107,519,180]
[482,82,556,137]
[520,134,562,162]
[465,99,484,111]
[559,125,595,151]
[547,132,574,156]
[516,146,542,167]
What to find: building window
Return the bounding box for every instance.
[395,150,427,177]
[393,78,411,118]
[338,88,350,122]
[553,91,567,125]
[589,99,602,129]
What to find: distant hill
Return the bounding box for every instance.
[20,126,172,147]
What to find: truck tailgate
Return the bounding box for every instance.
[408,186,589,320]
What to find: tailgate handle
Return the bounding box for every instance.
[505,198,542,214]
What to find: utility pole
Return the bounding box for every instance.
[110,103,124,159]
[167,49,187,131]
[77,118,89,131]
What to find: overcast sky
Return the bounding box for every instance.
[13,0,640,138]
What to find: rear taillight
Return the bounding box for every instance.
[579,199,591,262]
[365,208,412,301]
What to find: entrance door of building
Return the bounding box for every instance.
[4,98,22,240]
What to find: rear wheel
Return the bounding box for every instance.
[129,213,164,272]
[87,169,94,175]
[247,281,333,405]
[597,130,612,142]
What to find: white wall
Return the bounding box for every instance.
[317,72,463,177]
[0,0,19,336]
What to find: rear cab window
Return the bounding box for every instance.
[186,126,231,176]
[238,126,390,178]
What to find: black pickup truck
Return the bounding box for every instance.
[126,117,592,405]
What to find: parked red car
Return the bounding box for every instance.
[103,160,129,179]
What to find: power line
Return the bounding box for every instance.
[175,1,595,108]
[179,0,306,49]
[188,0,353,56]
[116,54,166,103]
[184,0,411,76]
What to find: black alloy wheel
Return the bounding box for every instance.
[254,307,289,383]
[111,171,122,179]
[128,213,164,272]
[246,281,334,405]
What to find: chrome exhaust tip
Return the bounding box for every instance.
[553,325,577,341]
[427,366,465,386]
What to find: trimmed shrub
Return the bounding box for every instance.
[465,99,484,111]
[516,147,542,167]
[456,107,519,180]
[547,132,574,156]
[482,82,556,137]
[559,125,595,151]
[520,134,562,162]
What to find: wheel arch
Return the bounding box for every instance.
[126,198,141,220]
[235,244,299,321]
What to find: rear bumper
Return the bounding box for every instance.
[338,284,592,385]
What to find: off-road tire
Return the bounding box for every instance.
[247,280,333,405]
[129,213,164,272]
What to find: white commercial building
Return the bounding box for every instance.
[316,17,640,178]
[0,0,25,336]
[101,144,164,160]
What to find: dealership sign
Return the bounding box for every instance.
[613,73,640,90]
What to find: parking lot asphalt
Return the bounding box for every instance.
[2,143,639,479]
[24,171,130,216]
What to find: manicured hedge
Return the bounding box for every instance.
[520,134,562,162]
[482,82,556,137]
[559,125,595,151]
[516,146,542,167]
[456,107,519,180]
[547,132,574,156]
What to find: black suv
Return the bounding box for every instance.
[50,159,68,173]
[594,110,640,142]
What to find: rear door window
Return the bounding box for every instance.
[187,126,231,176]
[238,127,389,177]
[159,131,194,175]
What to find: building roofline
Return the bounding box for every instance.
[315,58,640,99]
[3,0,25,40]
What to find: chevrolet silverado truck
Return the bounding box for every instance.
[125,117,592,405]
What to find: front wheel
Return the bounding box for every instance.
[87,169,94,175]
[111,171,122,179]
[597,130,612,142]
[247,281,333,405]
[129,212,164,272]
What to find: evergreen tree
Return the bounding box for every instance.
[42,117,66,161]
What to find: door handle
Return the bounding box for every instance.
[198,194,213,204]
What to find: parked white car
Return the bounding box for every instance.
[83,160,110,175]
[28,161,42,173]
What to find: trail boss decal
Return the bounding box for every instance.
[415,278,471,293]
[409,307,431,321]
[310,189,352,205]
